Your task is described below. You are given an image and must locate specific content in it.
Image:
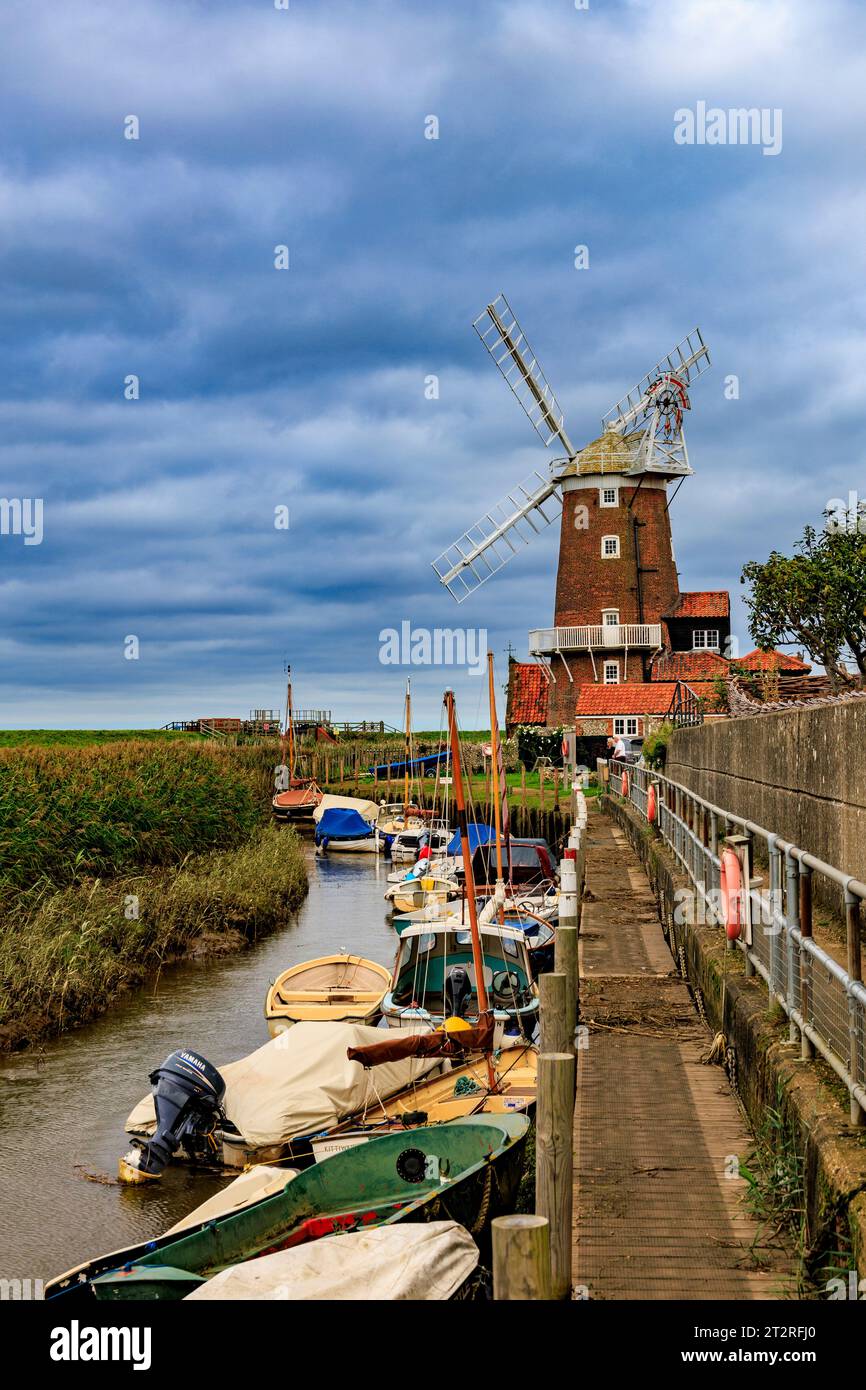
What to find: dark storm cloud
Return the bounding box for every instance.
[1,0,864,724]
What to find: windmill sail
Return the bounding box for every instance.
[474,295,575,455]
[431,470,562,602]
[602,329,710,435]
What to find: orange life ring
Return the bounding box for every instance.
[647,782,657,824]
[561,737,569,758]
[621,769,629,798]
[719,847,742,940]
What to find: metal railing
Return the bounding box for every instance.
[529,623,662,655]
[606,758,866,1125]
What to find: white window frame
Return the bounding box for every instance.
[692,629,720,650]
[614,717,639,736]
[603,661,620,685]
[600,486,619,508]
[601,534,620,559]
[602,608,620,627]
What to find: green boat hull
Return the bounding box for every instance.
[47,1114,529,1303]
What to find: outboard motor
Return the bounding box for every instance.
[119,1049,226,1184]
[444,965,472,1020]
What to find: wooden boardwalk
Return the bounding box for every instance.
[572,810,794,1300]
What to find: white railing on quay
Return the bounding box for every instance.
[606,758,866,1127]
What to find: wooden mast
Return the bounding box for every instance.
[403,678,411,820]
[488,652,506,927]
[444,689,496,1091]
[286,668,295,784]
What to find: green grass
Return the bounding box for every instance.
[0,729,203,748]
[0,741,281,893]
[0,823,307,1049]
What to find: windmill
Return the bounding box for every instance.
[431,294,710,603]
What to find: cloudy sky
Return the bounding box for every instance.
[0,0,863,729]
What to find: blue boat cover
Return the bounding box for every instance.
[446,823,495,856]
[367,750,451,776]
[315,807,374,842]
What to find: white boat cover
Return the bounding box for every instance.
[125,1022,438,1149]
[185,1221,479,1301]
[312,794,379,824]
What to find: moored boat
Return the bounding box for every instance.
[382,917,539,1044]
[265,953,391,1035]
[272,667,323,821]
[123,1022,443,1172]
[185,1221,482,1301]
[313,795,380,853]
[313,1038,537,1159]
[45,1114,530,1303]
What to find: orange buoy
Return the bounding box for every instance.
[621,769,629,798]
[720,847,742,940]
[647,782,657,824]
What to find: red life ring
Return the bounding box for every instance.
[621,770,629,798]
[561,737,569,758]
[719,848,742,940]
[647,783,657,824]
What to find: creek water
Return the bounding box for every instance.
[0,839,398,1283]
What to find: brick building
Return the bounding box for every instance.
[504,431,807,740]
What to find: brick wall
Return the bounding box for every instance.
[553,483,680,628]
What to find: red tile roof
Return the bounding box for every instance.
[667,591,730,619]
[739,649,812,673]
[574,683,686,716]
[506,661,549,725]
[650,650,730,680]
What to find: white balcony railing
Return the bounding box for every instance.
[528,623,663,655]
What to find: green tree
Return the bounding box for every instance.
[741,510,866,689]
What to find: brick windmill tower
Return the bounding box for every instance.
[433,296,724,730]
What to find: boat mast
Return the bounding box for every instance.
[403,678,411,820]
[488,652,506,927]
[285,668,295,784]
[444,689,496,1090]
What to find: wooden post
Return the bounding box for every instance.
[521,766,527,812]
[340,756,345,785]
[540,972,569,1056]
[535,1052,575,1300]
[492,1215,551,1300]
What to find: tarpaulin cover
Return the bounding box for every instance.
[312,794,378,824]
[125,1022,439,1150]
[446,823,495,856]
[185,1221,479,1302]
[314,807,373,841]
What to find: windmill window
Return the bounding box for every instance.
[693,630,720,650]
[603,661,620,684]
[602,609,620,626]
[600,487,619,508]
[614,717,639,736]
[601,535,620,558]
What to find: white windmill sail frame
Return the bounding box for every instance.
[602,328,710,436]
[431,298,710,601]
[431,468,563,603]
[474,294,576,456]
